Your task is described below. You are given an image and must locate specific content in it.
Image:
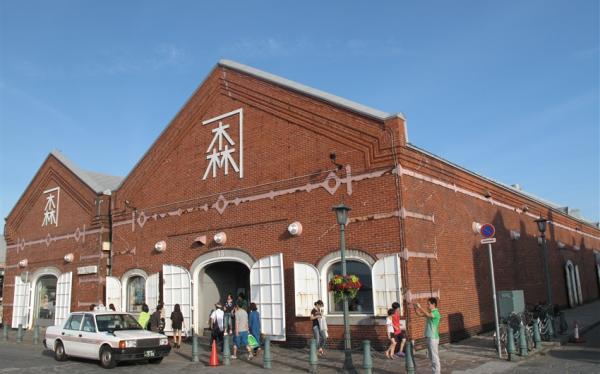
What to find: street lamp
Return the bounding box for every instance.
[332,202,353,370]
[535,217,553,307]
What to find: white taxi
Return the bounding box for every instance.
[44,310,171,368]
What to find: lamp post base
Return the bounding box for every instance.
[343,349,354,370]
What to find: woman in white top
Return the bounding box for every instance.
[385,308,397,359]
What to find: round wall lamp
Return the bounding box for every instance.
[288,221,303,236]
[214,232,227,245]
[510,230,521,241]
[64,253,74,263]
[18,259,28,268]
[472,222,482,234]
[154,240,167,252]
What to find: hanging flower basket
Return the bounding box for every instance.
[328,274,362,303]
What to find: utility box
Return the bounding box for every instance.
[498,290,525,320]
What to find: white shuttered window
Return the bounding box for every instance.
[12,276,31,328]
[105,276,122,311]
[54,272,72,327]
[372,254,402,316]
[293,263,319,316]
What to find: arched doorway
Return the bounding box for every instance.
[198,261,250,333]
[34,274,57,327]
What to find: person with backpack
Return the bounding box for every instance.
[170,303,184,349]
[149,304,163,333]
[210,302,225,350]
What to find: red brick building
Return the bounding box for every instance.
[4,60,600,347]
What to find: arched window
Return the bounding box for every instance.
[327,260,373,314]
[126,276,145,313]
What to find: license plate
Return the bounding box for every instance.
[144,350,155,358]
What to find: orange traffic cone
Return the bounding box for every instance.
[209,339,220,366]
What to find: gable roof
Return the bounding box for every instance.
[5,150,123,224]
[50,149,123,193]
[218,59,405,121]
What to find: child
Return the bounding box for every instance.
[224,293,235,335]
[385,308,397,359]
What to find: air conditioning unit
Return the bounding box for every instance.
[498,290,525,321]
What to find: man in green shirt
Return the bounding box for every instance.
[414,297,441,374]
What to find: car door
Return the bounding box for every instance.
[78,313,100,359]
[61,313,84,357]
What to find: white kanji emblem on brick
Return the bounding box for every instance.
[42,187,60,227]
[201,109,244,180]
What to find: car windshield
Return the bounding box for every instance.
[96,314,143,332]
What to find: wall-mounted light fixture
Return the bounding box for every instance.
[557,241,565,249]
[472,222,482,234]
[510,230,521,241]
[154,240,166,252]
[288,221,303,236]
[102,241,111,252]
[194,235,207,246]
[18,259,28,268]
[64,253,74,263]
[214,232,227,245]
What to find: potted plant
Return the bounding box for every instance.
[328,274,362,303]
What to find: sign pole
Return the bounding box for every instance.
[487,242,502,359]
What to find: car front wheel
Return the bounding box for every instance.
[54,341,67,361]
[99,345,117,369]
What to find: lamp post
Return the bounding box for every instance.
[535,217,553,307]
[332,203,353,370]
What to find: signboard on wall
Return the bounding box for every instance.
[77,266,98,275]
[201,108,244,180]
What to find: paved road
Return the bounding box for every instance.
[504,323,600,374]
[1,325,598,374]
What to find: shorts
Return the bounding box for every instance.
[388,332,395,339]
[234,331,249,347]
[395,331,406,342]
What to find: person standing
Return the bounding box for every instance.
[137,303,151,329]
[210,302,225,350]
[170,304,184,348]
[385,308,397,359]
[237,292,248,310]
[248,302,261,354]
[224,294,235,336]
[391,302,406,357]
[414,298,441,374]
[149,304,163,332]
[310,300,327,356]
[232,301,253,360]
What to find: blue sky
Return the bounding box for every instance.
[1,1,598,233]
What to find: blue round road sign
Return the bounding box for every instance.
[480,223,496,238]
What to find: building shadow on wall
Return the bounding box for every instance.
[470,211,548,335]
